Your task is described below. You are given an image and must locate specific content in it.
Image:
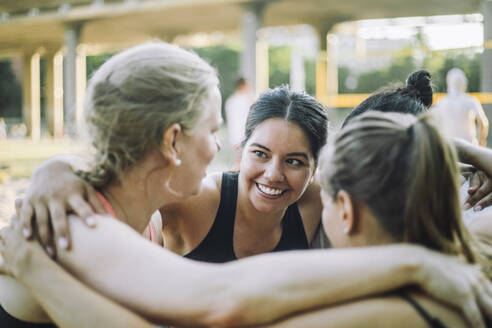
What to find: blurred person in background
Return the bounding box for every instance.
[225,77,255,163]
[431,68,489,146]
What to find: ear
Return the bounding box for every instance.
[161,123,182,167]
[336,190,356,234]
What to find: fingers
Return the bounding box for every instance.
[34,204,55,258]
[462,294,486,328]
[68,194,97,227]
[466,180,492,210]
[473,193,492,211]
[477,277,492,324]
[49,202,71,250]
[19,200,34,239]
[468,171,483,195]
[86,187,106,216]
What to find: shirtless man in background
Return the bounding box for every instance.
[432,68,489,146]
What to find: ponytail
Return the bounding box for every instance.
[403,116,475,262]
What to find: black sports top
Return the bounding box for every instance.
[400,292,448,328]
[184,172,309,263]
[0,304,57,328]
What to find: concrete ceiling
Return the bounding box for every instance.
[0,0,484,54]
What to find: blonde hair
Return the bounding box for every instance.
[319,111,491,277]
[78,42,218,187]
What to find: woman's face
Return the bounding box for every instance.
[239,118,315,214]
[175,85,222,197]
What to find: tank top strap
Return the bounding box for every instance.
[400,292,448,328]
[214,171,239,235]
[95,191,117,218]
[183,171,239,262]
[95,191,159,245]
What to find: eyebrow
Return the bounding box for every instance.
[250,143,309,160]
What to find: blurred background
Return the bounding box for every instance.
[1,0,492,225]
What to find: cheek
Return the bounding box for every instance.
[288,170,312,191]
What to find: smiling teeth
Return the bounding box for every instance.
[257,184,283,196]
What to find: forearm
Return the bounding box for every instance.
[218,245,426,326]
[56,216,223,327]
[454,138,492,176]
[16,244,156,328]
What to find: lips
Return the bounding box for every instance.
[256,183,285,198]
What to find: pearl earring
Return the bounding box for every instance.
[343,227,349,234]
[175,159,182,166]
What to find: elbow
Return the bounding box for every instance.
[201,297,248,328]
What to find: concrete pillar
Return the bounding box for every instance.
[255,36,269,94]
[76,45,87,135]
[45,51,64,138]
[22,52,41,140]
[240,1,267,93]
[482,0,492,145]
[64,23,83,138]
[315,24,338,106]
[290,48,305,92]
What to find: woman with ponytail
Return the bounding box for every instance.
[265,111,491,328]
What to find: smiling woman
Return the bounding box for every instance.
[162,86,328,262]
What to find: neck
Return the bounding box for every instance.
[236,184,286,235]
[351,205,399,247]
[101,151,177,234]
[102,181,151,234]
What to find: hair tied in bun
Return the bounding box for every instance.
[405,70,433,108]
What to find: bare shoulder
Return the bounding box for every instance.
[297,182,322,243]
[0,275,51,323]
[159,172,223,253]
[263,292,466,328]
[160,172,222,223]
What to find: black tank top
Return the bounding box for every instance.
[0,304,57,328]
[400,292,448,328]
[184,172,309,263]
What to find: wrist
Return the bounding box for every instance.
[395,244,427,286]
[12,242,42,282]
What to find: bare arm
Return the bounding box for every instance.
[2,214,490,328]
[472,99,489,146]
[20,154,105,252]
[260,292,467,328]
[0,227,156,328]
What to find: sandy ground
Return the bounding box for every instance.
[0,178,29,228]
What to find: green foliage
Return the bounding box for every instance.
[86,54,113,80]
[192,44,239,118]
[340,55,417,93]
[304,58,316,95]
[268,46,291,88]
[338,51,481,94]
[428,52,481,92]
[0,60,22,118]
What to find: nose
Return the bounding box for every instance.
[264,159,284,183]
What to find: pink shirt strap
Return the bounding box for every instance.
[95,191,158,245]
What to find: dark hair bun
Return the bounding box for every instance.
[405,70,433,108]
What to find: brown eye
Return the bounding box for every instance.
[252,150,267,158]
